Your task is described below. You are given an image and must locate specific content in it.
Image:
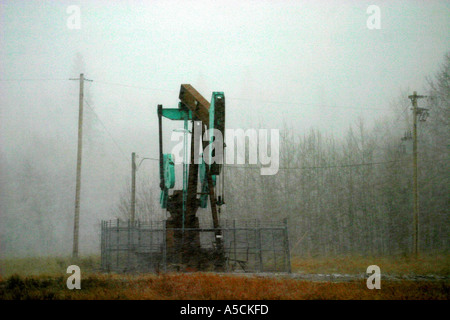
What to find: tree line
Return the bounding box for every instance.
[115,53,449,258]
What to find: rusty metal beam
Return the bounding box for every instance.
[179,84,210,126]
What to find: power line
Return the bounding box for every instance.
[83,98,129,163]
[126,156,445,171]
[390,103,412,126]
[1,77,394,112]
[225,161,400,170]
[0,78,70,82]
[93,79,391,112]
[223,157,449,171]
[94,80,177,93]
[227,97,391,111]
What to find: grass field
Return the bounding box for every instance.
[1,273,448,300]
[0,255,448,300]
[291,254,450,275]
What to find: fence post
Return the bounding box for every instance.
[100,221,104,270]
[245,220,249,267]
[256,219,263,272]
[138,220,141,251]
[271,226,277,272]
[150,220,153,270]
[283,218,292,273]
[108,220,112,271]
[127,219,131,271]
[116,218,120,269]
[233,219,237,268]
[105,221,108,269]
[163,221,167,272]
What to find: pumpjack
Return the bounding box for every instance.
[157,84,226,271]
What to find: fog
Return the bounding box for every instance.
[1,1,449,258]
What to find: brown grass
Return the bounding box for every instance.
[0,273,448,300]
[1,255,448,300]
[291,254,450,275]
[1,254,448,278]
[0,256,99,278]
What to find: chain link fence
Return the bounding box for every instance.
[101,218,291,273]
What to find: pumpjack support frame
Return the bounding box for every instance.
[157,84,226,270]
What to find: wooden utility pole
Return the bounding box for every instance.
[72,73,84,259]
[408,91,427,258]
[131,152,136,223]
[70,73,92,259]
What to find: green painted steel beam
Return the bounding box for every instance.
[160,108,192,121]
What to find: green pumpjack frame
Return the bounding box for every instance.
[157,85,225,270]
